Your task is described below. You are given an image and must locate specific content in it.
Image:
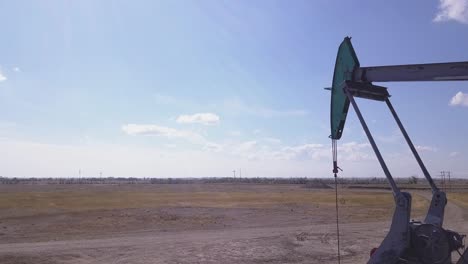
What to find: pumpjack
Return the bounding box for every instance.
[330,37,468,264]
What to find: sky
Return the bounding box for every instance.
[1,0,468,179]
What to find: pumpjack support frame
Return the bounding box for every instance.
[344,82,453,263]
[330,37,468,264]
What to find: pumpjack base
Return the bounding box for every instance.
[368,192,466,264]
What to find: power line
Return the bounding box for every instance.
[439,170,452,192]
[440,171,446,191]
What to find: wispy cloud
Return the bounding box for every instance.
[376,130,403,144]
[416,145,438,152]
[204,142,223,152]
[228,130,242,137]
[231,140,259,159]
[0,138,329,178]
[0,70,6,82]
[122,124,205,143]
[276,142,373,162]
[279,144,327,161]
[262,137,281,144]
[122,124,180,137]
[449,91,468,106]
[339,142,374,161]
[121,123,372,164]
[434,0,468,24]
[153,93,200,109]
[222,140,372,162]
[0,121,16,129]
[176,113,220,125]
[223,98,308,118]
[13,67,20,72]
[450,151,460,157]
[152,95,307,119]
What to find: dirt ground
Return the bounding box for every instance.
[0,184,466,264]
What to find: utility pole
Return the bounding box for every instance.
[440,171,446,191]
[439,171,442,189]
[233,170,236,178]
[447,171,451,192]
[239,168,242,178]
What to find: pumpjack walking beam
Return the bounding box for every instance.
[354,61,468,82]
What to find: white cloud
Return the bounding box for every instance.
[0,139,240,178]
[275,142,373,162]
[434,0,468,24]
[339,142,374,161]
[416,145,438,152]
[13,67,20,72]
[122,124,179,137]
[450,151,460,157]
[280,144,326,161]
[449,91,468,106]
[176,113,220,125]
[218,141,262,159]
[122,124,205,143]
[0,138,340,178]
[0,138,434,178]
[210,139,374,163]
[0,71,6,82]
[234,141,258,153]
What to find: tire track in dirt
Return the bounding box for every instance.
[0,221,389,264]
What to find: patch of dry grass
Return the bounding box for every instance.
[447,192,468,208]
[0,188,429,218]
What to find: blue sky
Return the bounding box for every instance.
[1,0,468,178]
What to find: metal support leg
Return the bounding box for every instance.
[384,98,446,226]
[344,86,412,264]
[344,87,400,195]
[385,98,438,192]
[457,248,468,264]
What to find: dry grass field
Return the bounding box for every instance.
[448,192,468,208]
[0,183,465,264]
[0,186,429,215]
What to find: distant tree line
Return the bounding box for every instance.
[0,176,464,186]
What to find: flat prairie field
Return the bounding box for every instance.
[0,183,466,264]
